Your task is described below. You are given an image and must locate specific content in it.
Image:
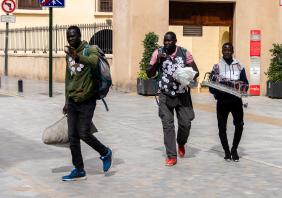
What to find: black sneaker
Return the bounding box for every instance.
[224,152,231,161]
[231,149,239,162]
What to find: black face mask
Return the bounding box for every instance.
[223,58,233,65]
[164,44,176,54]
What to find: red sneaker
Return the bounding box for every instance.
[178,145,185,158]
[165,157,177,166]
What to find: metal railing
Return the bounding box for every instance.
[0,23,113,54]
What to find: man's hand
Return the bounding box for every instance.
[157,52,166,63]
[187,61,199,80]
[62,104,68,115]
[64,46,78,59]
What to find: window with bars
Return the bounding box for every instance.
[183,26,203,37]
[98,0,112,12]
[18,0,41,10]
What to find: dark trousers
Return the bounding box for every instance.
[67,98,108,171]
[216,99,244,153]
[158,93,195,158]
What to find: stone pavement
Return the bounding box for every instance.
[0,76,282,198]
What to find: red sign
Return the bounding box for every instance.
[249,85,260,96]
[40,0,52,6]
[1,0,16,13]
[249,30,261,96]
[250,41,261,56]
[250,30,261,57]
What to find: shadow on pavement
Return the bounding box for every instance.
[51,157,124,177]
[154,145,201,158]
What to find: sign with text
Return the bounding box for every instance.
[39,0,65,8]
[1,14,15,23]
[249,30,261,96]
[250,57,261,85]
[250,30,261,56]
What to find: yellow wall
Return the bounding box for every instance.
[169,26,193,52]
[192,27,220,84]
[169,25,221,84]
[0,1,113,82]
[2,0,282,95]
[0,0,110,29]
[0,53,112,82]
[233,0,282,94]
[113,0,169,91]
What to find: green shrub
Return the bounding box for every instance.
[267,43,282,82]
[138,32,159,79]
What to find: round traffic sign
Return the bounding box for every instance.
[1,0,16,14]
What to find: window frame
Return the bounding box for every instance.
[17,0,42,10]
[96,0,113,13]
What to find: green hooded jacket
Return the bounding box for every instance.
[65,41,99,103]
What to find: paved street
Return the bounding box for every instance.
[0,76,282,198]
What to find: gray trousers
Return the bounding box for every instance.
[158,93,195,158]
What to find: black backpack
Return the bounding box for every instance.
[83,44,112,111]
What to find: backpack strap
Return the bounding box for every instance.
[83,44,91,56]
[151,47,164,106]
[181,47,194,107]
[180,47,187,66]
[156,47,164,80]
[83,44,110,112]
[101,98,109,111]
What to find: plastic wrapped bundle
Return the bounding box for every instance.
[42,116,98,145]
[173,67,198,87]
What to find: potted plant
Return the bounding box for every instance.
[266,43,282,98]
[137,32,159,96]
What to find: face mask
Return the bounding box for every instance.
[164,44,176,54]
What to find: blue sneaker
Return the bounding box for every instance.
[62,168,87,181]
[100,148,112,172]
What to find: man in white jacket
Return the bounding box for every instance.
[209,43,249,162]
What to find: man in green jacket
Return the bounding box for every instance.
[62,26,112,181]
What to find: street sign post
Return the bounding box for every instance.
[1,0,16,76]
[39,0,65,97]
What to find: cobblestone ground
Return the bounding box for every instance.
[0,77,282,198]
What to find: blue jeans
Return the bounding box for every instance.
[67,98,108,170]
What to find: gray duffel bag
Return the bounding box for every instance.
[42,115,98,144]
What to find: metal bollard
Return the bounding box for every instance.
[18,79,23,95]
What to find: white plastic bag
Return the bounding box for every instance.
[42,116,98,145]
[173,67,198,87]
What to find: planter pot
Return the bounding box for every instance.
[267,80,282,98]
[137,78,157,96]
